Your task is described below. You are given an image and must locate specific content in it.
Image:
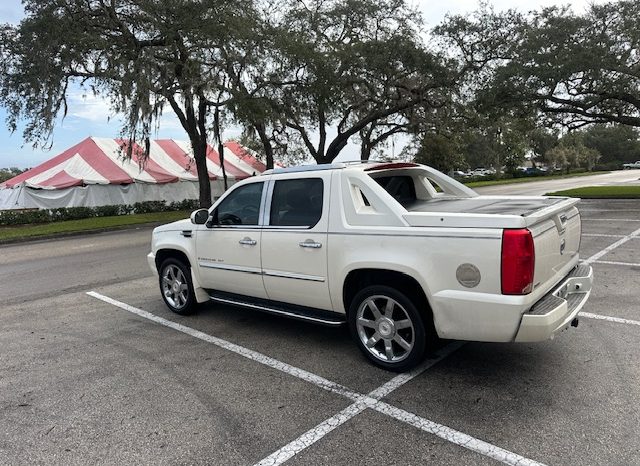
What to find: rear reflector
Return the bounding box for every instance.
[501,229,535,295]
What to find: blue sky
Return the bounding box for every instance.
[0,0,601,168]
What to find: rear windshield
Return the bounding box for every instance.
[373,175,417,208]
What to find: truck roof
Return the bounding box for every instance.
[262,161,420,175]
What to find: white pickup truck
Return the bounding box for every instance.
[148,162,593,371]
[622,161,640,169]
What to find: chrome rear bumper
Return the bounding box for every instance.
[514,262,593,342]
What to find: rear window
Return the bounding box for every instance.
[373,175,417,208]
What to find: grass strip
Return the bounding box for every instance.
[0,210,190,242]
[465,171,609,188]
[545,186,640,198]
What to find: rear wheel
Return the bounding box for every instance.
[159,258,197,315]
[348,285,428,372]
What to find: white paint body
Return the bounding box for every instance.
[148,163,593,343]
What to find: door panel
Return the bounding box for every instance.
[196,228,267,298]
[261,175,332,310]
[195,181,267,299]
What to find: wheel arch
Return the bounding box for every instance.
[342,268,433,320]
[155,248,191,270]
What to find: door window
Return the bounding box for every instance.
[213,182,264,226]
[269,178,323,227]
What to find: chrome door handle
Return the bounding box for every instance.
[299,240,322,249]
[239,237,257,246]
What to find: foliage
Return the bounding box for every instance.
[436,2,640,130]
[545,137,601,173]
[0,199,199,226]
[0,0,259,207]
[413,133,466,173]
[581,124,640,165]
[239,0,458,164]
[0,167,26,183]
[0,210,192,242]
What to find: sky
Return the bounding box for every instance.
[0,0,607,169]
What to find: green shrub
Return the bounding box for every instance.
[0,199,197,226]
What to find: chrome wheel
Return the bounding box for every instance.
[161,264,189,310]
[355,295,415,363]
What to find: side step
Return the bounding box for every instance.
[206,290,346,327]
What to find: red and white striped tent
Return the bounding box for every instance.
[0,137,267,210]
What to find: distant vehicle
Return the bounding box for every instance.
[148,161,593,371]
[452,170,470,178]
[623,161,640,169]
[470,168,491,176]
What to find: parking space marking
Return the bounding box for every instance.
[256,342,464,466]
[88,291,544,466]
[582,233,626,238]
[582,218,640,222]
[86,291,362,401]
[594,259,640,267]
[580,209,640,212]
[370,401,546,466]
[585,226,640,264]
[581,312,640,327]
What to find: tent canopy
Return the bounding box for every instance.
[3,137,266,190]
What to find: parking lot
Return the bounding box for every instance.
[1,198,639,465]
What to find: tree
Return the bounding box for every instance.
[413,133,466,173]
[0,167,25,183]
[546,135,601,172]
[581,124,640,166]
[437,2,640,130]
[0,0,258,207]
[528,128,559,167]
[244,0,458,165]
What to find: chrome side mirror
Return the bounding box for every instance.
[190,208,209,225]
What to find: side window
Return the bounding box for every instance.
[213,182,263,226]
[269,178,323,227]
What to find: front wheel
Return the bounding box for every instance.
[348,285,429,372]
[159,258,197,315]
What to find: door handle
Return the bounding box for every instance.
[239,237,257,246]
[299,239,322,249]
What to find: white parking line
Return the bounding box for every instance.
[370,401,546,466]
[581,233,626,238]
[87,291,545,466]
[585,226,640,264]
[255,343,464,466]
[581,312,640,327]
[86,291,361,401]
[594,260,640,267]
[582,218,640,222]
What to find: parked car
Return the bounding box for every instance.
[622,161,640,169]
[148,161,593,371]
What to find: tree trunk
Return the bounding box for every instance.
[191,137,212,208]
[213,107,228,190]
[254,122,274,169]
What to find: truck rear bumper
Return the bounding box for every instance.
[514,262,593,342]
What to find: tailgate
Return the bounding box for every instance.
[527,201,581,290]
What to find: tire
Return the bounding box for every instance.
[158,258,197,315]
[348,285,429,372]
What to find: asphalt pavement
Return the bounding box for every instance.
[1,181,639,465]
[474,168,640,195]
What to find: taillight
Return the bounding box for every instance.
[501,229,535,295]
